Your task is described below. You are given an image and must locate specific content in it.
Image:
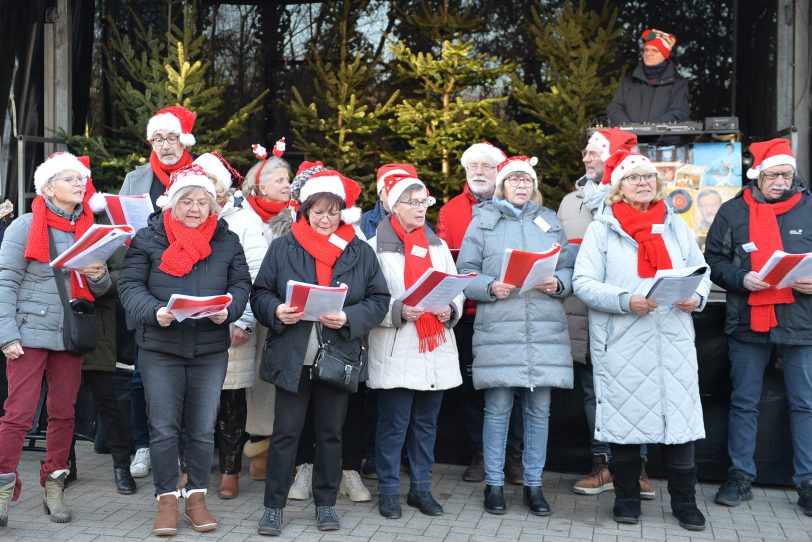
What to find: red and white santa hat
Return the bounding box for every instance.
[461,141,508,169]
[298,169,362,224]
[641,28,677,58]
[146,105,197,147]
[193,153,232,190]
[156,164,217,208]
[746,138,795,180]
[376,163,418,193]
[495,155,539,188]
[33,152,106,213]
[588,128,638,162]
[601,150,657,188]
[382,173,432,210]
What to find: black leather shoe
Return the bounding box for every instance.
[258,507,283,536]
[406,490,443,516]
[315,505,340,531]
[798,480,812,516]
[114,467,136,495]
[484,485,506,514]
[378,494,401,519]
[523,486,551,516]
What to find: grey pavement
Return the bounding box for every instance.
[3,441,812,541]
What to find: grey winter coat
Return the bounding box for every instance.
[573,202,710,445]
[457,200,575,391]
[0,212,111,351]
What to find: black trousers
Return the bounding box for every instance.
[84,370,131,470]
[216,388,248,474]
[611,441,695,470]
[264,367,349,508]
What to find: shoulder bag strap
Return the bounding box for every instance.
[48,228,72,309]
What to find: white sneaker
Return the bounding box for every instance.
[130,447,151,478]
[288,463,312,500]
[339,470,372,502]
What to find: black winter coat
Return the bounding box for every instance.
[118,211,252,358]
[607,62,690,124]
[250,230,390,393]
[704,187,812,344]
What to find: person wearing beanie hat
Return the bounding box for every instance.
[118,162,251,536]
[704,138,812,516]
[250,169,389,536]
[607,28,690,125]
[557,131,656,499]
[360,163,418,240]
[573,148,710,530]
[366,172,462,519]
[436,141,526,486]
[0,152,113,525]
[456,153,575,516]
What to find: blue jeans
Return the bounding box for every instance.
[727,337,812,486]
[483,386,550,487]
[375,388,443,495]
[139,349,227,495]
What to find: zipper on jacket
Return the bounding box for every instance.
[519,213,534,389]
[656,310,668,437]
[389,328,399,357]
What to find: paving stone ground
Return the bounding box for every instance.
[3,441,811,541]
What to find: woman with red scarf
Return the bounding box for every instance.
[241,140,294,239]
[366,172,463,520]
[0,153,110,526]
[118,165,251,537]
[250,171,389,536]
[573,150,710,531]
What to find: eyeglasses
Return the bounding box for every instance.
[178,198,211,209]
[505,176,534,187]
[152,135,180,146]
[397,197,436,209]
[52,175,88,186]
[581,149,600,160]
[466,162,496,172]
[762,170,794,181]
[622,173,657,185]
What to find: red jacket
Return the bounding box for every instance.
[436,184,480,317]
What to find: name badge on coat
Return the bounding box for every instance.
[742,242,757,253]
[533,216,551,232]
[410,245,428,258]
[329,234,348,250]
[651,224,665,235]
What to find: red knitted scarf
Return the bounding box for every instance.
[159,210,218,277]
[24,196,95,301]
[246,195,290,223]
[290,216,356,286]
[390,216,446,353]
[149,150,194,188]
[743,188,803,332]
[612,199,673,278]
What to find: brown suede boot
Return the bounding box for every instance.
[184,490,217,532]
[218,473,239,499]
[153,492,179,537]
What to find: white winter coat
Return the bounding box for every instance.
[366,219,463,391]
[573,202,710,445]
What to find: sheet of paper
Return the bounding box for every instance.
[167,293,233,322]
[105,194,153,231]
[399,268,477,313]
[50,224,135,269]
[285,280,348,321]
[645,265,707,306]
[519,252,560,294]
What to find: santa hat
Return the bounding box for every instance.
[291,160,328,202]
[376,163,418,193]
[156,164,217,208]
[33,152,106,213]
[601,150,657,188]
[495,155,539,189]
[298,170,362,224]
[641,28,677,58]
[746,138,796,180]
[382,173,432,210]
[146,105,196,147]
[461,141,507,169]
[193,153,232,190]
[588,128,638,161]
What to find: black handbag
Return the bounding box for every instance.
[311,323,365,393]
[49,230,97,355]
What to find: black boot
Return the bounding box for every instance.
[608,458,641,524]
[483,485,506,515]
[522,486,551,516]
[666,466,706,531]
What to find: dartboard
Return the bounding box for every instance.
[667,189,693,213]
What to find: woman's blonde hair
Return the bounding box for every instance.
[604,166,667,206]
[494,172,544,206]
[242,157,291,198]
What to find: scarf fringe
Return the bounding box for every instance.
[415,314,446,353]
